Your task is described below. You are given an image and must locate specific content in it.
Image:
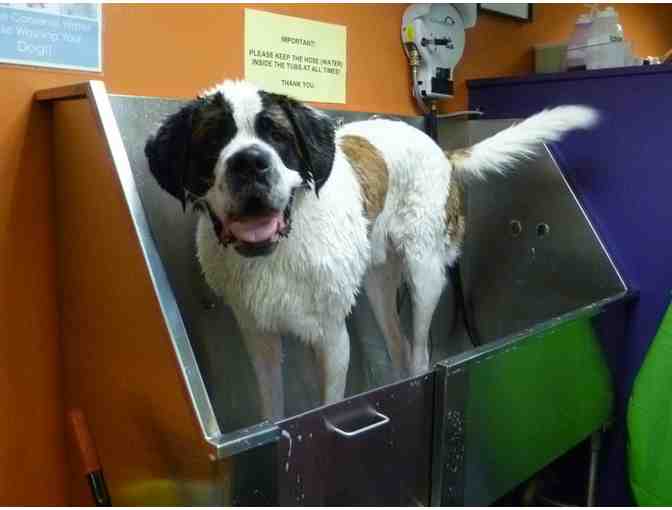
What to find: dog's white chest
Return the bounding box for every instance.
[196,177,369,342]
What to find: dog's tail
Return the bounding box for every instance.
[447,105,599,179]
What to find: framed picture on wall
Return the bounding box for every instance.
[0,3,102,72]
[478,4,533,22]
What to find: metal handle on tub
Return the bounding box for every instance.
[325,409,390,438]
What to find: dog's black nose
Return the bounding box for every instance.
[226,146,278,195]
[228,146,271,176]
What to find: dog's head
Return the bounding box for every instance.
[145,81,336,257]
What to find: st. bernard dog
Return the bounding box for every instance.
[145,80,597,420]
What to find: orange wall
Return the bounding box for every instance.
[0,3,670,505]
[103,4,414,114]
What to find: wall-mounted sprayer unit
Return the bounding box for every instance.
[402,4,477,110]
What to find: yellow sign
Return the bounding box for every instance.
[244,9,347,104]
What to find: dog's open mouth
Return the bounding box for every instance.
[228,212,286,244]
[196,188,302,258]
[224,211,285,256]
[218,201,293,257]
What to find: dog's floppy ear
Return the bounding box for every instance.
[144,102,199,210]
[277,96,336,195]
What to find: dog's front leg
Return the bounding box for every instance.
[240,327,284,421]
[313,325,350,404]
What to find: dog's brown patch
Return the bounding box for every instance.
[447,147,472,168]
[340,135,389,220]
[444,148,469,245]
[445,173,466,245]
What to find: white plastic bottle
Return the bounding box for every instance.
[586,7,625,69]
[566,13,593,71]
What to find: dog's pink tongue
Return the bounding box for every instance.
[228,213,282,243]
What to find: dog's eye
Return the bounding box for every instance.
[258,116,273,132]
[270,129,288,144]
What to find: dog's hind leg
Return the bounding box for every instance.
[240,327,285,421]
[313,325,350,404]
[406,253,447,375]
[365,252,411,376]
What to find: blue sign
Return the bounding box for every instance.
[0,3,101,72]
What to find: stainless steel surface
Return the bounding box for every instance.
[431,364,468,506]
[277,373,434,506]
[437,110,484,118]
[433,118,627,359]
[325,409,390,438]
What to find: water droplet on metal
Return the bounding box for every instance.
[510,219,523,237]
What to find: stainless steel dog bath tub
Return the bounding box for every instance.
[40,81,627,505]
